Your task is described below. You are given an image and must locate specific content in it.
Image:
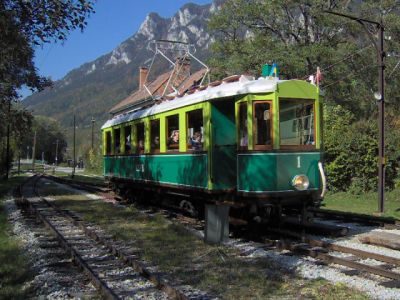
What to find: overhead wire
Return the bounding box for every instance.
[387,59,400,79]
[301,44,372,80]
[321,64,377,88]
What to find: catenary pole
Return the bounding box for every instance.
[72,115,76,178]
[5,99,11,179]
[324,11,385,213]
[91,117,95,150]
[32,131,37,172]
[378,24,385,213]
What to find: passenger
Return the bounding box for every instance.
[138,140,144,153]
[240,131,248,147]
[152,136,160,149]
[125,136,131,154]
[240,126,248,147]
[190,131,202,150]
[168,130,179,146]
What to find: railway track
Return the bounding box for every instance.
[310,207,400,228]
[16,175,191,300]
[40,175,400,289]
[266,227,400,283]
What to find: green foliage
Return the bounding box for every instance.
[208,0,400,117]
[19,115,68,164]
[324,105,400,193]
[0,102,33,177]
[82,146,103,173]
[0,0,94,101]
[0,0,94,177]
[209,0,400,194]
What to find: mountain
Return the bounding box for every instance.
[23,1,221,135]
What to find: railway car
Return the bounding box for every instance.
[101,72,325,223]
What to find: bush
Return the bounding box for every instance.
[82,146,102,174]
[324,105,399,194]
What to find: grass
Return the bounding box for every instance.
[37,179,370,299]
[323,188,400,220]
[0,175,33,299]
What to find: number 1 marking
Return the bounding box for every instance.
[297,156,301,168]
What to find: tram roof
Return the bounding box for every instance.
[102,75,312,129]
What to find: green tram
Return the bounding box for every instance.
[102,75,325,221]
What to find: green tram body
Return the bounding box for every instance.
[102,78,323,214]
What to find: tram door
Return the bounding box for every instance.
[210,98,236,191]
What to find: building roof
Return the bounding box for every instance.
[102,75,302,130]
[109,68,207,114]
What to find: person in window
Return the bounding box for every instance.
[151,136,160,149]
[190,131,202,151]
[240,127,248,147]
[168,130,179,147]
[138,140,144,154]
[125,135,131,154]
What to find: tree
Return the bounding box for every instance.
[208,0,400,193]
[208,0,400,117]
[0,0,94,177]
[20,116,68,164]
[0,101,33,176]
[0,0,95,100]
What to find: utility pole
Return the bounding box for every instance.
[5,99,11,179]
[55,139,59,166]
[32,131,37,172]
[17,144,21,175]
[72,115,76,178]
[91,117,95,150]
[325,11,385,213]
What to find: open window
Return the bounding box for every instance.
[124,125,131,154]
[167,114,179,150]
[136,123,145,154]
[238,103,247,150]
[114,128,121,154]
[187,109,203,151]
[105,131,112,155]
[253,101,272,150]
[279,98,315,148]
[150,119,160,152]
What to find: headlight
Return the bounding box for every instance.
[292,174,310,191]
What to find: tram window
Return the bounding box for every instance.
[136,123,145,154]
[114,128,121,154]
[279,99,315,146]
[238,103,248,149]
[124,125,131,154]
[167,114,179,150]
[187,109,203,151]
[150,119,160,152]
[254,102,271,147]
[105,131,112,155]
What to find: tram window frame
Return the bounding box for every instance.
[105,131,112,155]
[136,122,145,154]
[150,119,160,153]
[166,114,180,151]
[253,101,272,150]
[124,125,132,155]
[279,98,316,150]
[238,102,248,150]
[114,127,121,154]
[186,109,204,151]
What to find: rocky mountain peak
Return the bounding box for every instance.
[23,1,223,129]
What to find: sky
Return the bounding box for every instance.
[23,0,212,98]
